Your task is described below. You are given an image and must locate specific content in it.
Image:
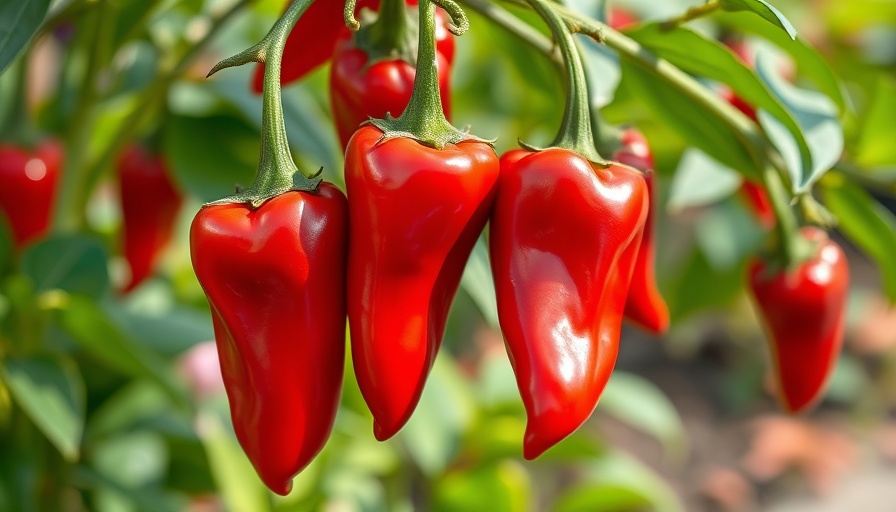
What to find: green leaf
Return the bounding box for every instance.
[667,149,743,212]
[2,356,85,461]
[619,59,761,177]
[718,0,797,39]
[553,483,653,512]
[58,296,187,407]
[666,245,746,321]
[694,200,765,270]
[855,77,896,167]
[723,12,848,114]
[580,450,685,512]
[599,372,687,458]
[460,236,499,329]
[625,24,811,175]
[821,178,896,301]
[434,461,531,512]
[755,54,843,193]
[0,0,51,76]
[0,216,12,276]
[20,234,109,298]
[163,113,259,203]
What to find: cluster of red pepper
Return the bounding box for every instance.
[181,0,849,497]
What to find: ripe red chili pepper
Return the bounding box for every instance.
[749,227,848,413]
[345,124,498,440]
[190,186,348,495]
[0,139,62,248]
[608,6,639,29]
[252,0,455,93]
[490,148,648,459]
[329,8,454,148]
[117,144,183,293]
[612,129,669,334]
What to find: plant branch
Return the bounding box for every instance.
[659,0,720,30]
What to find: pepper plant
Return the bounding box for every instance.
[1,0,895,510]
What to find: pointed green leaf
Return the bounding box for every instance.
[719,0,797,39]
[20,235,109,298]
[2,356,85,461]
[0,0,51,76]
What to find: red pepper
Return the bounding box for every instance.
[328,8,454,148]
[345,124,498,440]
[749,227,849,413]
[489,148,648,458]
[0,139,62,248]
[608,6,639,29]
[612,129,669,334]
[252,0,455,93]
[117,144,183,293]
[190,186,348,495]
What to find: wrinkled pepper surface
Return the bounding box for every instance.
[749,227,849,413]
[345,124,498,440]
[489,147,648,459]
[190,186,348,495]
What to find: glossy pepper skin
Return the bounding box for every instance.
[252,0,455,93]
[612,129,670,334]
[345,125,498,440]
[328,9,455,149]
[749,228,849,413]
[190,186,348,495]
[0,139,62,247]
[490,148,648,459]
[117,144,183,292]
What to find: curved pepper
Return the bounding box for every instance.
[612,129,670,334]
[489,148,648,459]
[190,185,348,495]
[329,8,454,148]
[0,139,62,248]
[117,144,183,293]
[345,124,498,440]
[749,227,849,413]
[252,0,455,93]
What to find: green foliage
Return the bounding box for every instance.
[0,0,50,75]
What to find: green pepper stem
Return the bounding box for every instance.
[366,0,410,53]
[207,0,321,206]
[522,0,604,163]
[368,0,488,149]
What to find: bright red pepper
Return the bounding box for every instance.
[345,124,498,440]
[190,186,348,495]
[117,144,183,293]
[749,227,849,413]
[0,139,62,248]
[489,148,648,459]
[252,0,455,93]
[329,8,454,149]
[608,6,639,29]
[612,129,669,334]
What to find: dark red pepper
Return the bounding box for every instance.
[345,124,498,440]
[329,7,454,148]
[749,227,849,413]
[612,129,669,334]
[190,186,348,495]
[0,139,62,248]
[490,148,647,458]
[117,144,183,292]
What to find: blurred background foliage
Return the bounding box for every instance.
[1,0,896,510]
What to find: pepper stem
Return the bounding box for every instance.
[763,166,814,269]
[521,0,605,164]
[206,0,320,207]
[368,0,488,148]
[365,0,411,54]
